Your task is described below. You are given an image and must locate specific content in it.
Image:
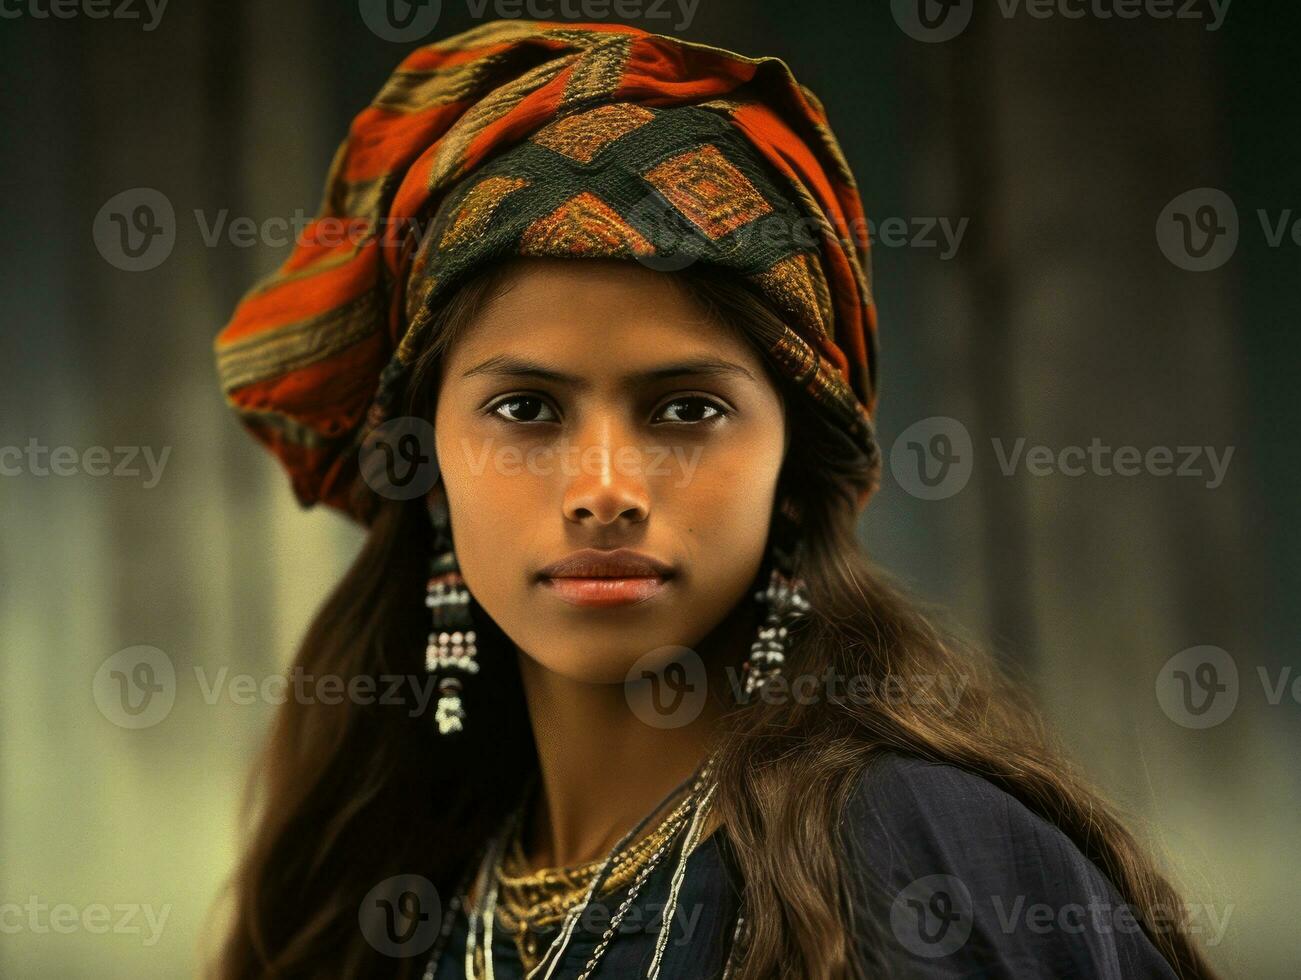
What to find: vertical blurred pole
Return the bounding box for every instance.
[952,4,1247,772]
[917,6,1256,973]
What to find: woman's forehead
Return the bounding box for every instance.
[475,256,699,311]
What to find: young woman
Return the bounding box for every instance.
[210,20,1220,980]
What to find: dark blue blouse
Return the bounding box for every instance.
[428,752,1179,978]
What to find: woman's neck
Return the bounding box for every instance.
[512,604,752,871]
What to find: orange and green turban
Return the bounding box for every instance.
[214,19,881,521]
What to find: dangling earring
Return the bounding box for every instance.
[425,486,478,735]
[743,496,811,698]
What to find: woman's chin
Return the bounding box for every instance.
[516,640,695,688]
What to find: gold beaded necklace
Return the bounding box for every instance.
[488,787,724,974]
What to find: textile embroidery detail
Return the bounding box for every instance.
[439,175,532,250]
[644,145,773,241]
[519,191,656,257]
[750,252,833,341]
[559,32,634,109]
[530,103,656,164]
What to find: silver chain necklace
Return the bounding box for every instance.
[422,755,726,980]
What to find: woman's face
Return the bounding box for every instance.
[433,257,787,685]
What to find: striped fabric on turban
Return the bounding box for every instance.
[214,19,881,521]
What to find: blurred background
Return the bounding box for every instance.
[1,1,1296,976]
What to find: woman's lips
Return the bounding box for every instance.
[536,548,675,606]
[539,575,670,608]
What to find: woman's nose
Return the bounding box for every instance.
[560,413,651,526]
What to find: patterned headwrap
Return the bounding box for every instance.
[214,19,881,521]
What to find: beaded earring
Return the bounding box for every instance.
[424,487,478,735]
[742,495,811,698]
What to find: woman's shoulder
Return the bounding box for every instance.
[841,751,1111,891]
[843,749,1073,849]
[839,750,1181,979]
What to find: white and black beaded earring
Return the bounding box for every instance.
[424,487,478,735]
[743,495,812,698]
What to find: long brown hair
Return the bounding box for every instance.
[209,260,1221,979]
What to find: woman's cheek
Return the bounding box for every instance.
[682,440,779,522]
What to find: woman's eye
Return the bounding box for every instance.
[654,397,727,424]
[490,395,558,424]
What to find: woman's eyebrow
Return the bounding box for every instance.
[461,354,756,387]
